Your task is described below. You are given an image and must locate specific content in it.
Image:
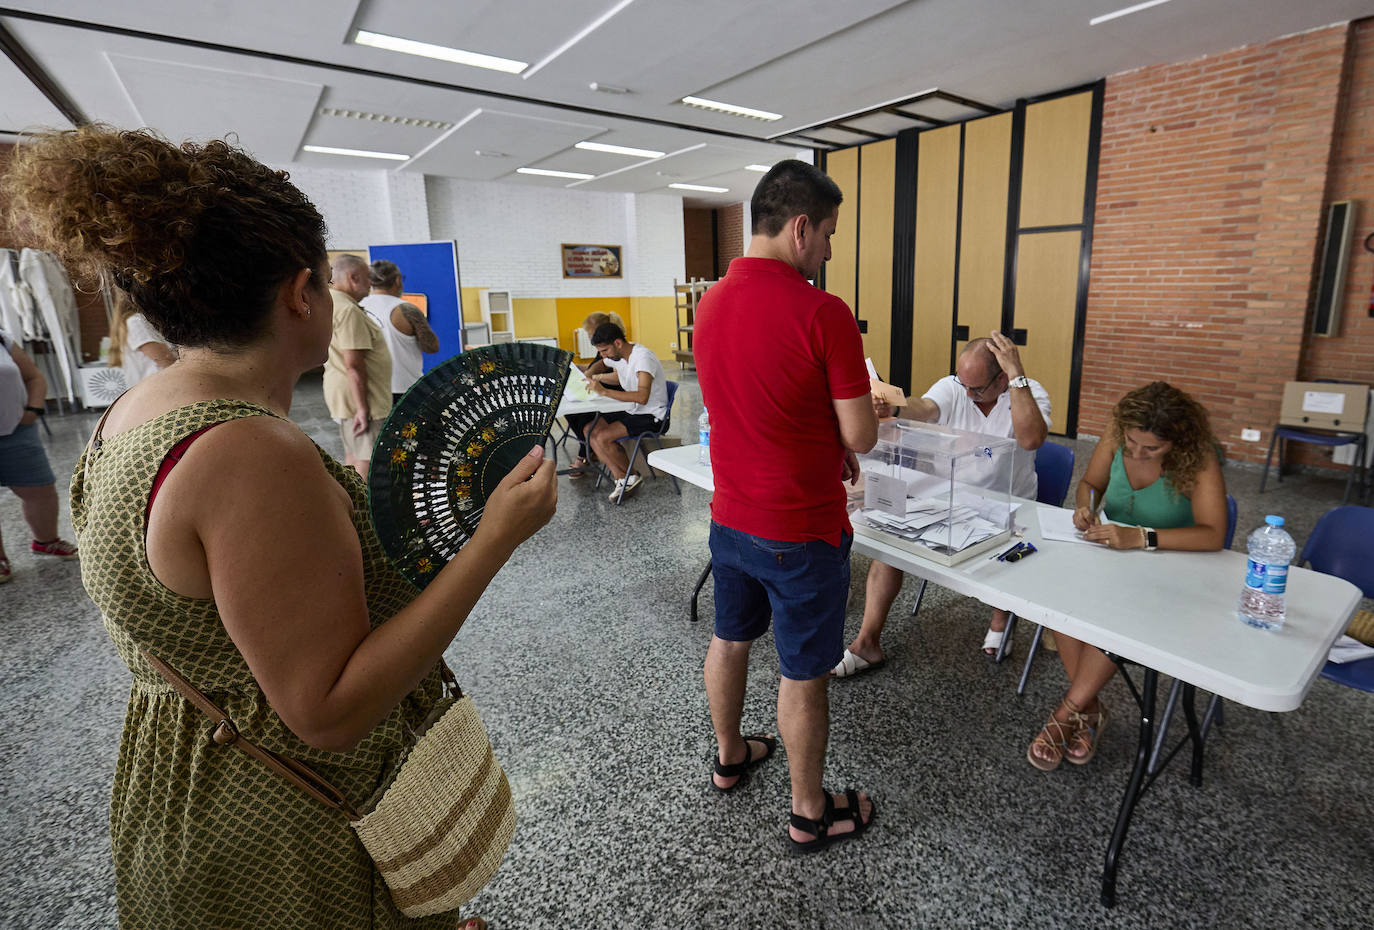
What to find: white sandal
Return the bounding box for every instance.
[831,648,886,679]
[982,627,1010,657]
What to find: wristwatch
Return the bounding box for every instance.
[1144,528,1158,551]
[1008,375,1030,389]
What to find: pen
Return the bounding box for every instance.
[1005,543,1037,563]
[991,541,1026,561]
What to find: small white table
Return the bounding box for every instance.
[647,444,1360,905]
[550,394,635,471]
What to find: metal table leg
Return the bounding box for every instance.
[690,559,712,623]
[1101,665,1158,908]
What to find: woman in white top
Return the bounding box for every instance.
[109,294,175,387]
[360,260,439,404]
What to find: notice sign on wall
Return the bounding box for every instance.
[562,243,623,278]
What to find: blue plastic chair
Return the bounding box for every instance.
[1303,505,1374,692]
[595,380,681,504]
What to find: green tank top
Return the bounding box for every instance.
[1101,447,1194,529]
[71,399,458,929]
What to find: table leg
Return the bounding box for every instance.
[1180,682,1204,788]
[690,559,713,623]
[1101,666,1157,908]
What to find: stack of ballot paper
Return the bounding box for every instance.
[1328,635,1374,664]
[860,495,1005,553]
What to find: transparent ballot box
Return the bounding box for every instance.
[853,420,1016,566]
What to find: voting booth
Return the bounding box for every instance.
[1262,380,1371,505]
[853,420,1016,566]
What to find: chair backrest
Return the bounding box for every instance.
[1299,505,1374,598]
[1033,442,1075,506]
[658,380,678,435]
[1224,494,1238,549]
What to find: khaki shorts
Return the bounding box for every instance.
[339,418,384,462]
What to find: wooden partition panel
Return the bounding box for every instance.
[858,138,896,378]
[1019,92,1092,228]
[956,113,1012,355]
[910,125,961,393]
[826,147,859,311]
[1011,231,1081,424]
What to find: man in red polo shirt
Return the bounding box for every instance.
[695,159,878,852]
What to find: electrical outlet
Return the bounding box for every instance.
[1241,428,1261,442]
[670,342,677,350]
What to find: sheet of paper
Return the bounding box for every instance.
[1302,390,1345,415]
[865,357,880,380]
[564,363,594,401]
[1037,505,1107,546]
[1328,635,1374,664]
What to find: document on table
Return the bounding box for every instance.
[564,363,595,401]
[1036,505,1123,545]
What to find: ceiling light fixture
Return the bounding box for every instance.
[668,183,729,193]
[474,150,510,158]
[353,29,527,74]
[744,164,772,172]
[517,167,596,180]
[303,144,409,161]
[319,107,452,130]
[575,141,665,158]
[588,82,630,94]
[680,96,782,122]
[1089,0,1173,26]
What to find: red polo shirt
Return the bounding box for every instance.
[695,257,870,545]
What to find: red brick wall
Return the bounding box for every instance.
[683,207,714,280]
[716,202,744,275]
[1080,24,1352,463]
[1301,18,1374,387]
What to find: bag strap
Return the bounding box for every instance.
[140,649,362,820]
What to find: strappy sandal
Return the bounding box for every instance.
[711,734,777,793]
[789,788,876,855]
[1027,711,1072,772]
[1065,699,1109,766]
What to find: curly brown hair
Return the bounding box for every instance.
[1110,381,1217,493]
[1,126,327,348]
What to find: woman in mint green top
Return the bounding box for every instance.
[1028,382,1228,772]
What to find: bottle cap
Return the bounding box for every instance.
[1265,515,1284,526]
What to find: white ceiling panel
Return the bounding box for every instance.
[0,53,72,131]
[572,142,775,194]
[107,54,323,163]
[405,108,607,180]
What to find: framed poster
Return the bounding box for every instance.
[562,243,622,278]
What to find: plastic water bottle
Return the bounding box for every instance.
[697,407,710,466]
[1238,515,1297,631]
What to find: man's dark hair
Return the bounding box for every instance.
[591,322,625,345]
[750,159,843,237]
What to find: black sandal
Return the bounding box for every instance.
[788,789,876,855]
[711,734,777,793]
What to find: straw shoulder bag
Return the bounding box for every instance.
[142,650,516,919]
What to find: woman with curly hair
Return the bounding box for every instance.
[1027,381,1228,771]
[3,126,556,928]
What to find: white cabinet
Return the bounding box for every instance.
[479,289,515,342]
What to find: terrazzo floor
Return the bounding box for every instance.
[1,370,1371,929]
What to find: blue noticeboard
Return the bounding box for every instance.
[366,240,464,372]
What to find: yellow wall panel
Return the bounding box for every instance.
[555,297,632,360]
[1019,91,1092,229]
[911,125,961,392]
[461,287,482,323]
[629,296,677,364]
[825,147,859,311]
[858,138,896,378]
[512,298,558,342]
[1010,231,1080,425]
[957,114,1012,352]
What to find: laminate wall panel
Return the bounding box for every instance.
[1019,92,1092,228]
[858,138,896,378]
[956,113,1012,357]
[1012,231,1081,424]
[826,147,859,312]
[910,125,960,393]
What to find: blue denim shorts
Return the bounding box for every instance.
[709,521,852,681]
[0,422,56,487]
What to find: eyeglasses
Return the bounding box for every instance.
[954,371,1001,397]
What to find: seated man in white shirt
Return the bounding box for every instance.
[834,332,1052,677]
[586,322,669,501]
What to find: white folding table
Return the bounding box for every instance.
[550,394,634,473]
[647,443,1360,906]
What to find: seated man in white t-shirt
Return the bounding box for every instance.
[586,321,669,501]
[833,332,1052,677]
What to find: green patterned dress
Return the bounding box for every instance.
[71,400,463,929]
